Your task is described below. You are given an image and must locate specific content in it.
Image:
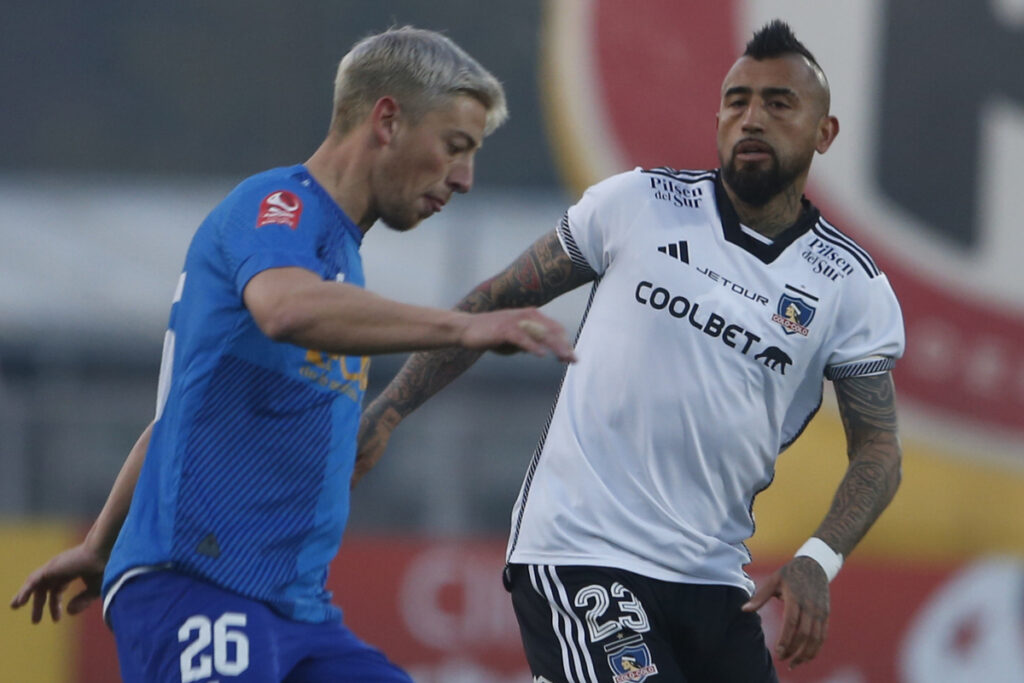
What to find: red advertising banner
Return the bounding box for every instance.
[75,538,1024,682]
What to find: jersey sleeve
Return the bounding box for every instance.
[824,272,905,380]
[557,170,644,277]
[220,187,325,298]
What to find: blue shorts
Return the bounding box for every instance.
[107,570,412,683]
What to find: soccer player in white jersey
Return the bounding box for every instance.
[358,20,904,681]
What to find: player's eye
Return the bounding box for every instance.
[446,139,468,155]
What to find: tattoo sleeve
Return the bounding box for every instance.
[369,229,594,420]
[814,371,902,557]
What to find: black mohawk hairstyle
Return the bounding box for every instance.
[743,19,821,71]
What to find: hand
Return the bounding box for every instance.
[10,543,107,623]
[461,308,576,362]
[352,401,402,488]
[742,557,830,668]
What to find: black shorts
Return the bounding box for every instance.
[504,563,777,683]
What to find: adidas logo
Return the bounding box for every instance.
[197,533,221,558]
[657,240,689,263]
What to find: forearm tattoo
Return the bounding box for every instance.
[456,229,592,313]
[378,230,593,418]
[816,372,902,557]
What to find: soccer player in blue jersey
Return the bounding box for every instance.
[11,27,574,682]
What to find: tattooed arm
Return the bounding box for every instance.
[813,372,902,554]
[743,371,902,669]
[353,229,595,486]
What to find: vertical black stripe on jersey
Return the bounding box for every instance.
[508,278,601,562]
[779,393,823,453]
[742,470,777,570]
[740,391,823,582]
[713,172,821,264]
[558,214,596,277]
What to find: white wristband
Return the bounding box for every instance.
[794,537,844,582]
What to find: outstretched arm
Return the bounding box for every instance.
[744,371,902,668]
[11,420,154,623]
[354,228,594,486]
[243,266,576,361]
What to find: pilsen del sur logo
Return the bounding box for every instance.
[541,0,1024,437]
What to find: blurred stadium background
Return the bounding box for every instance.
[3,1,1022,681]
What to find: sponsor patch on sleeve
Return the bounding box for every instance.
[256,190,303,229]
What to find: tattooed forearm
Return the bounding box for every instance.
[373,229,593,419]
[814,372,902,557]
[456,229,592,313]
[374,345,486,418]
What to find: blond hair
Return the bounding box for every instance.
[331,26,508,136]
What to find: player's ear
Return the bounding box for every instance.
[370,96,401,146]
[815,115,839,154]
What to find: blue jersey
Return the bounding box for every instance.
[103,165,369,623]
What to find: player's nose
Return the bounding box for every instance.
[447,157,474,194]
[740,103,765,131]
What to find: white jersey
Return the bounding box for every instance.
[507,168,905,594]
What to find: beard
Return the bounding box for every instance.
[720,147,805,207]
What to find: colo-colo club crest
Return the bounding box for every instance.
[772,288,816,337]
[606,636,659,683]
